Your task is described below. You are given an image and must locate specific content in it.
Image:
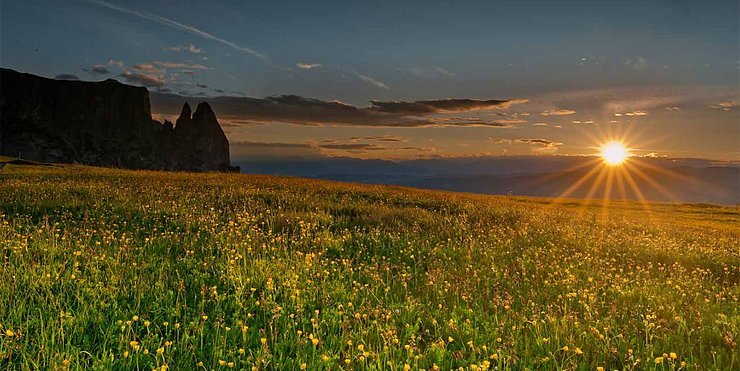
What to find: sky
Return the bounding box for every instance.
[1,0,738,161]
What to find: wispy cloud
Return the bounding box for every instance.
[355,72,390,90]
[540,109,576,116]
[625,57,648,70]
[85,0,265,60]
[710,101,738,111]
[119,71,164,87]
[614,110,648,116]
[296,63,322,69]
[152,61,211,70]
[165,44,202,54]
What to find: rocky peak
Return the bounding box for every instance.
[193,102,217,124]
[178,102,192,121]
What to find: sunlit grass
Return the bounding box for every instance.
[0,164,738,370]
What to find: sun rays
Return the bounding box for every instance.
[536,120,732,220]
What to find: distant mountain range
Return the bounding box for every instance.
[235,156,740,205]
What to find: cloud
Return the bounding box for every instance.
[355,72,390,90]
[370,98,527,115]
[230,140,431,159]
[119,71,165,87]
[84,59,124,75]
[488,137,512,144]
[88,66,110,75]
[165,44,202,54]
[540,109,576,116]
[323,135,407,144]
[85,0,265,60]
[150,93,526,128]
[405,66,455,78]
[152,61,211,70]
[711,101,738,111]
[516,138,563,151]
[296,63,322,69]
[614,111,648,116]
[625,57,648,70]
[132,63,159,73]
[533,123,563,128]
[55,74,79,80]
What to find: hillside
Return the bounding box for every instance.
[0,164,738,369]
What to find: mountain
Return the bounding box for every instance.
[0,68,232,171]
[235,156,740,205]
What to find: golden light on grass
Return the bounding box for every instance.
[600,141,629,166]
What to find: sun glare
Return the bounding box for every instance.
[601,142,629,165]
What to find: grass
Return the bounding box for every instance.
[0,164,738,370]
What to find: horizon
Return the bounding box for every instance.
[1,0,738,162]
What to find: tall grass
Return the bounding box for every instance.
[0,164,738,370]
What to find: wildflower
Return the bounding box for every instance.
[575,347,583,355]
[123,351,129,358]
[345,358,351,365]
[132,316,139,321]
[490,354,498,360]
[239,348,245,355]
[219,360,226,366]
[162,322,169,327]
[312,337,320,346]
[202,315,208,321]
[300,363,307,369]
[161,366,168,371]
[322,355,330,362]
[404,364,411,371]
[228,362,234,368]
[357,344,364,351]
[144,321,150,327]
[5,329,14,337]
[562,346,569,352]
[655,357,664,364]
[157,347,164,355]
[261,337,267,345]
[670,352,677,359]
[597,367,604,371]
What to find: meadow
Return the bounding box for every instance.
[0,164,738,370]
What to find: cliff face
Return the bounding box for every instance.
[0,68,231,171]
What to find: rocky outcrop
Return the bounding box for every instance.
[0,68,233,171]
[162,102,230,171]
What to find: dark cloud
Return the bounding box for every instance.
[232,141,312,149]
[55,74,79,80]
[150,93,525,128]
[230,140,432,159]
[319,143,386,151]
[88,66,110,75]
[515,138,563,150]
[370,98,527,115]
[119,71,165,87]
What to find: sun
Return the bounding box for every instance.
[601,141,629,165]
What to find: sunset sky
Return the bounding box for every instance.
[2,0,738,161]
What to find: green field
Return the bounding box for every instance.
[0,164,738,370]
